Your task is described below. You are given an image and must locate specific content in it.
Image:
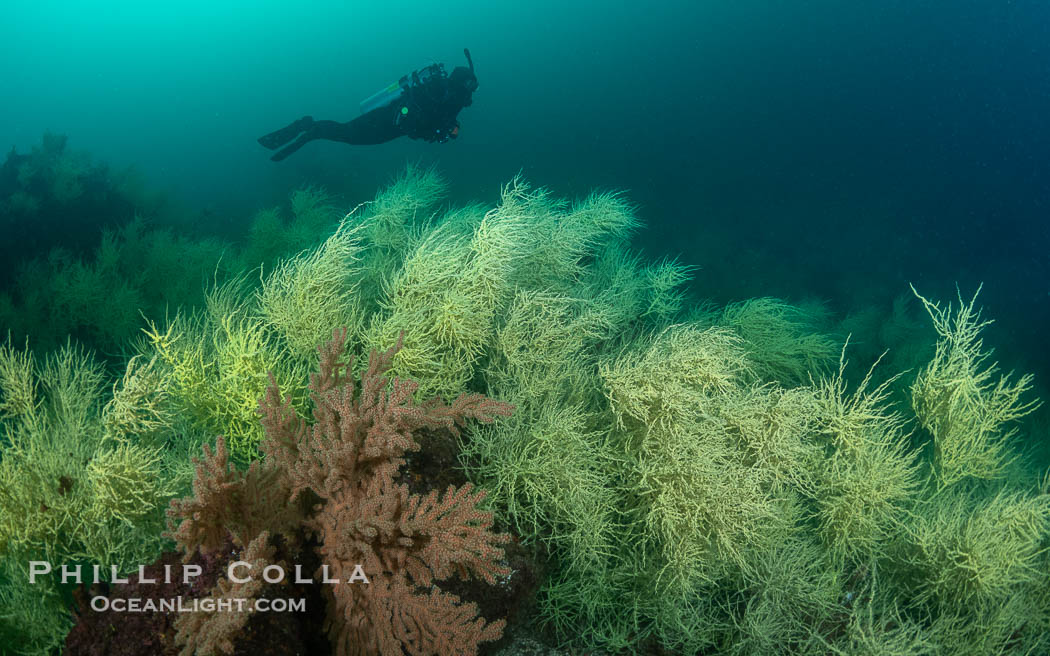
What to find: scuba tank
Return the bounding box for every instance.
[358,63,447,114]
[358,80,404,114]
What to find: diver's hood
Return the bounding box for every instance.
[450,66,477,95]
[450,49,478,106]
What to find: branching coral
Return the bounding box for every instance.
[101,354,171,445]
[150,175,1050,656]
[821,598,934,656]
[352,165,449,307]
[0,217,229,354]
[483,289,609,405]
[239,185,344,270]
[0,341,180,564]
[364,181,528,399]
[167,328,514,656]
[144,279,311,462]
[641,256,695,323]
[461,399,617,576]
[911,285,1040,488]
[729,537,845,655]
[0,558,74,656]
[512,186,639,292]
[902,487,1050,612]
[721,297,838,385]
[811,349,920,565]
[601,324,751,435]
[173,531,280,656]
[258,217,365,359]
[6,166,1050,656]
[602,325,802,608]
[0,339,184,654]
[362,164,448,256]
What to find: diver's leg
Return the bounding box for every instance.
[257,116,314,150]
[268,109,404,160]
[315,110,404,146]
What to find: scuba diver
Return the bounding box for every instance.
[258,49,478,161]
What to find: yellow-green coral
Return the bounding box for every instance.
[484,289,608,404]
[903,487,1050,611]
[463,398,617,574]
[364,184,529,398]
[101,354,171,445]
[603,326,799,595]
[0,336,37,418]
[822,598,933,656]
[729,537,845,656]
[0,338,187,654]
[721,297,838,385]
[641,256,694,323]
[144,282,309,462]
[720,385,824,492]
[601,324,750,434]
[363,163,447,254]
[239,186,344,272]
[258,218,365,359]
[811,350,920,564]
[364,225,488,398]
[0,559,74,656]
[0,340,179,564]
[513,186,638,291]
[911,285,1040,488]
[4,168,1048,656]
[0,217,229,355]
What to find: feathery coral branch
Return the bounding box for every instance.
[167,327,513,656]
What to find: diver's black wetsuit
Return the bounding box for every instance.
[259,49,478,161]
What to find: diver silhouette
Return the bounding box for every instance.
[258,49,478,161]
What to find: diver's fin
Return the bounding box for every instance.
[270,132,313,161]
[258,116,313,150]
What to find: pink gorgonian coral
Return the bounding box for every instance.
[167,328,514,656]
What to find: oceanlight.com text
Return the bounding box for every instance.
[90,596,307,613]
